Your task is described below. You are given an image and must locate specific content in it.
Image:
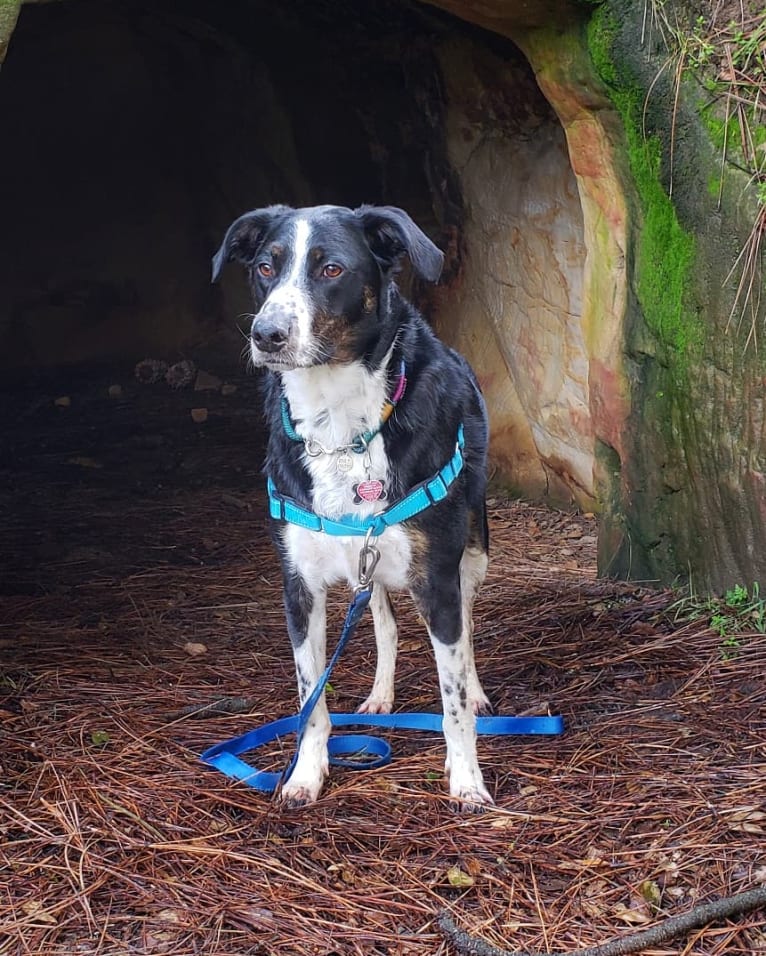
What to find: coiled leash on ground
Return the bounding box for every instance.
[201,531,564,793]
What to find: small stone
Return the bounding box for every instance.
[107,384,123,398]
[54,396,71,407]
[166,359,196,389]
[221,383,238,396]
[134,358,168,384]
[194,369,222,391]
[183,641,207,657]
[190,407,208,424]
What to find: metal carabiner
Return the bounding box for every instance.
[304,438,331,457]
[356,527,381,593]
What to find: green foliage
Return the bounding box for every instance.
[647,3,766,345]
[687,16,715,69]
[669,581,766,658]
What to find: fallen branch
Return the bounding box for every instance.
[165,696,259,720]
[438,885,766,956]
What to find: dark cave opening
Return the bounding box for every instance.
[0,0,492,372]
[0,0,594,583]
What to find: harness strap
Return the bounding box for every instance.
[268,424,465,536]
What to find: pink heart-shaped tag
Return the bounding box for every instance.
[355,479,384,502]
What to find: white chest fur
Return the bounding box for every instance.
[281,362,392,519]
[279,362,412,592]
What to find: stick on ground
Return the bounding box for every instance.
[438,885,766,956]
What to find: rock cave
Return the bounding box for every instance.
[1,0,765,590]
[0,0,603,502]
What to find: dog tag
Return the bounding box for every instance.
[354,479,386,503]
[336,453,353,473]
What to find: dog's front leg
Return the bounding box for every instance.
[281,573,331,807]
[358,585,398,714]
[413,573,494,811]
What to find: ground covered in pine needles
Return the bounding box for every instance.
[1,365,764,955]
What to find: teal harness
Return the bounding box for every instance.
[267,423,465,536]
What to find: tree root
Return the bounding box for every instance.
[438,885,766,956]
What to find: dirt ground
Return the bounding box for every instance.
[1,363,765,955]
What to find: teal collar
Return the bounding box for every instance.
[268,424,465,537]
[280,361,407,456]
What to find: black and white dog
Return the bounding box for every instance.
[212,204,493,809]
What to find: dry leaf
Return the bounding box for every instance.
[157,908,182,923]
[560,856,606,870]
[327,863,356,885]
[726,808,765,834]
[446,865,475,888]
[22,900,57,924]
[613,902,651,925]
[580,878,609,919]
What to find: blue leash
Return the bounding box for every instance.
[200,587,564,793]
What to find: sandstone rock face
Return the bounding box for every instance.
[429,0,766,591]
[434,39,593,508]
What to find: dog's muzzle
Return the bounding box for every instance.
[251,315,291,354]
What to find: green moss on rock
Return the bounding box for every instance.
[0,0,21,66]
[587,6,704,365]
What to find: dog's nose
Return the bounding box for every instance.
[252,320,289,353]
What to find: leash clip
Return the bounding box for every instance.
[356,527,380,592]
[304,437,333,457]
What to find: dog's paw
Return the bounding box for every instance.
[357,693,394,715]
[280,781,323,809]
[471,693,493,717]
[448,785,495,814]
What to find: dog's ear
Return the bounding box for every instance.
[211,205,289,282]
[354,205,444,283]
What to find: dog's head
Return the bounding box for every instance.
[212,204,444,370]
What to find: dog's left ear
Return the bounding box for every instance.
[354,205,444,283]
[211,205,289,282]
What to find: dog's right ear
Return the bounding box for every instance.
[211,205,288,282]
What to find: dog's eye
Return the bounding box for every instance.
[257,262,274,279]
[322,264,343,279]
